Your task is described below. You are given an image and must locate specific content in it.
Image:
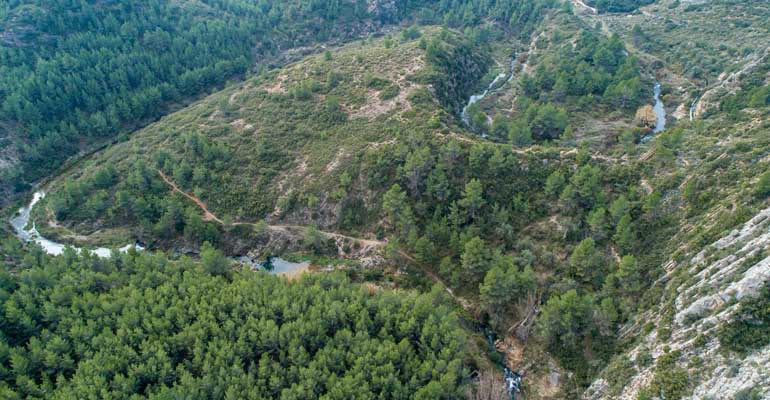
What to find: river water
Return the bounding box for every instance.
[461,52,520,127]
[484,329,522,398]
[689,95,700,121]
[235,255,310,275]
[9,191,143,257]
[641,82,666,143]
[652,82,666,133]
[11,192,311,277]
[460,50,529,398]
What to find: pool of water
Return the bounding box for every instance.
[236,255,310,276]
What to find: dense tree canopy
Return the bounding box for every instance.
[0,0,564,194]
[586,0,656,13]
[0,248,469,399]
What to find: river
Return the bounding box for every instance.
[461,52,520,127]
[690,94,700,121]
[641,82,666,143]
[10,191,144,257]
[484,329,522,399]
[10,192,313,278]
[652,82,666,133]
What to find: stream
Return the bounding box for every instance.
[689,95,700,121]
[461,52,520,128]
[9,191,144,257]
[485,329,522,399]
[10,192,312,277]
[641,82,667,143]
[10,192,310,277]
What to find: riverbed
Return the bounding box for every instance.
[641,81,667,143]
[10,191,144,257]
[10,191,313,279]
[461,52,520,127]
[652,82,666,133]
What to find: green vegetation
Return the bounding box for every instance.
[520,31,646,111]
[28,27,674,392]
[587,0,655,13]
[0,249,468,399]
[720,58,770,117]
[718,284,770,355]
[423,32,492,114]
[464,10,647,143]
[0,0,563,196]
[638,350,690,400]
[0,0,375,192]
[5,0,770,397]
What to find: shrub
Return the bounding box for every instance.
[379,84,401,101]
[754,171,770,198]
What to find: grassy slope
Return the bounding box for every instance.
[39,32,437,238]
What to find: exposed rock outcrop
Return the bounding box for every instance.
[585,205,770,399]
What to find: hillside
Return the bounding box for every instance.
[0,0,561,200]
[31,29,484,249]
[4,0,770,399]
[22,22,659,397]
[573,0,770,397]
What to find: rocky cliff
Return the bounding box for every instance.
[585,205,770,399]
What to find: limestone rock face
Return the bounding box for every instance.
[584,205,770,399]
[366,0,397,18]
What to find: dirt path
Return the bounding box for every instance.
[158,170,386,247]
[397,248,471,309]
[437,133,624,164]
[156,170,471,302]
[158,170,223,223]
[157,173,484,321]
[570,0,597,14]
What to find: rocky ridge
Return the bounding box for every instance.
[585,205,770,399]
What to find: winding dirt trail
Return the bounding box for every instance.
[158,170,223,223]
[156,169,469,304]
[158,170,384,247]
[570,0,597,14]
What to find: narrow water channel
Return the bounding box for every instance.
[484,329,522,399]
[690,95,700,121]
[11,192,311,277]
[641,81,667,143]
[9,191,143,257]
[461,52,520,127]
[652,82,666,133]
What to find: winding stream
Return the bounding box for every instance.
[653,82,666,133]
[484,330,522,398]
[641,82,667,143]
[461,52,520,127]
[10,191,143,257]
[689,95,700,121]
[10,191,312,278]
